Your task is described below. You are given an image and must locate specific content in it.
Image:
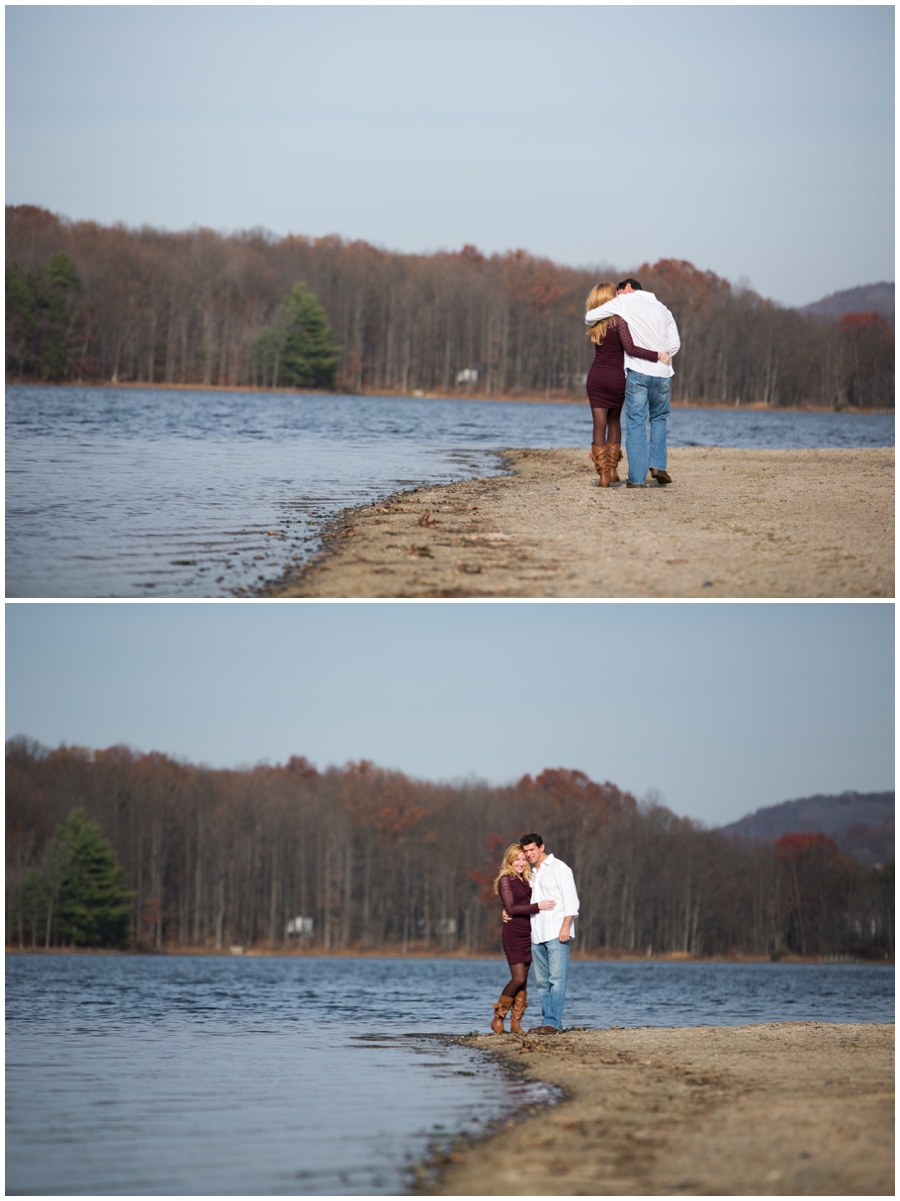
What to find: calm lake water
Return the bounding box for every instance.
[6,954,894,1195]
[6,385,894,598]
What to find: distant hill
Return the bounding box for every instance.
[799,282,894,327]
[721,791,894,867]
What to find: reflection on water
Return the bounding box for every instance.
[6,954,893,1195]
[6,386,894,597]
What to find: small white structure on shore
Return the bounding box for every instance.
[456,368,478,385]
[286,916,314,937]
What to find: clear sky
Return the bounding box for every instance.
[6,601,894,828]
[5,5,894,307]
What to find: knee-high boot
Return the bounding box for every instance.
[591,444,613,488]
[608,443,622,483]
[491,994,513,1033]
[509,990,528,1034]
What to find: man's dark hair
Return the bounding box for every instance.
[616,278,643,292]
[520,833,544,849]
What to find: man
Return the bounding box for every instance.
[584,278,681,487]
[518,833,579,1033]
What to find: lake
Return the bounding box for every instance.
[6,954,894,1195]
[6,386,894,598]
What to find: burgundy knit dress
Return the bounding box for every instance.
[498,874,538,965]
[586,317,661,410]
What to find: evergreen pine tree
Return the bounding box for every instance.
[5,251,80,379]
[279,282,340,388]
[6,260,40,376]
[52,809,133,947]
[42,252,81,378]
[254,283,340,389]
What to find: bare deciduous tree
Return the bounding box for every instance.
[7,207,892,407]
[6,740,893,959]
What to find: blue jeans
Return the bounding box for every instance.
[625,371,671,484]
[531,939,569,1029]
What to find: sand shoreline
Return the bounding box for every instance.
[426,1022,894,1195]
[267,445,894,598]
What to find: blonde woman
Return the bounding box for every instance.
[490,843,556,1033]
[585,282,665,487]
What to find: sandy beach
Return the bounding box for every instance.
[269,446,894,598]
[427,1022,894,1195]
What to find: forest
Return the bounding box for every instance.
[6,205,894,409]
[6,739,893,960]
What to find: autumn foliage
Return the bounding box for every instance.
[6,739,892,958]
[6,206,893,408]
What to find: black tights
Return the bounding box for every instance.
[501,961,530,999]
[591,405,622,447]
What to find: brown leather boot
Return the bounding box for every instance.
[608,443,622,483]
[599,443,614,488]
[590,444,604,480]
[509,990,528,1034]
[491,994,513,1033]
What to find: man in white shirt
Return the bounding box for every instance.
[584,278,681,487]
[520,832,579,1033]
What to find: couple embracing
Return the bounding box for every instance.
[584,278,681,489]
[490,834,579,1034]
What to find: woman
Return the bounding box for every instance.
[490,843,556,1033]
[584,283,666,488]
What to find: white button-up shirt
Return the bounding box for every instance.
[529,853,580,943]
[584,291,681,378]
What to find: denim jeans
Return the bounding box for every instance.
[624,370,671,484]
[531,938,569,1029]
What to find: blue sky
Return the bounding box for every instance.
[5,5,894,306]
[5,602,894,827]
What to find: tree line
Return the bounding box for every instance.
[6,739,892,959]
[6,205,894,408]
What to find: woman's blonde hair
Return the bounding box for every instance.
[492,843,530,894]
[585,282,618,345]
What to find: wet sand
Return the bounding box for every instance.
[429,1023,894,1196]
[269,446,894,598]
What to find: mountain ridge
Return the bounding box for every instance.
[721,790,894,867]
[799,282,894,326]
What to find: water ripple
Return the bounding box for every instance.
[6,955,892,1195]
[7,386,893,597]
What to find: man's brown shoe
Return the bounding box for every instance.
[527,1025,559,1034]
[650,468,672,485]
